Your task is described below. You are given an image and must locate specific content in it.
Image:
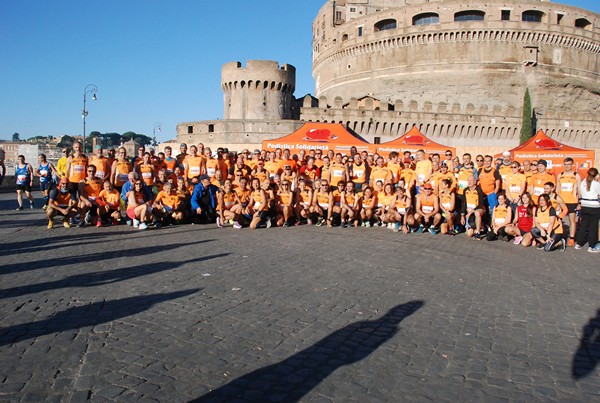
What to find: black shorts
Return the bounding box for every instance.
[40,181,52,191]
[566,203,578,214]
[16,184,31,192]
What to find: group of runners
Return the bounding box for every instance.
[13,140,600,253]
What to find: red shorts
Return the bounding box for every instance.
[126,207,137,220]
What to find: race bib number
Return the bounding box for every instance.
[467,203,476,212]
[118,174,128,183]
[418,174,426,183]
[494,218,506,225]
[458,180,468,189]
[207,167,216,176]
[510,185,521,195]
[40,169,48,176]
[95,172,105,180]
[73,165,84,173]
[560,182,573,192]
[190,167,200,175]
[333,169,343,177]
[540,222,549,230]
[533,187,544,196]
[17,175,27,182]
[422,205,434,213]
[442,203,451,210]
[355,171,364,178]
[142,172,152,179]
[397,207,406,214]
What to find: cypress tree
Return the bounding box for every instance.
[520,88,533,144]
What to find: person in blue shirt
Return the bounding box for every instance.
[36,154,57,209]
[15,155,35,210]
[191,174,219,224]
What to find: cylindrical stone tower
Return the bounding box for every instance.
[222,60,296,120]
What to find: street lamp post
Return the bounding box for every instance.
[82,84,98,153]
[153,122,162,146]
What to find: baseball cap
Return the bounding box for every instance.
[422,183,433,190]
[198,174,210,181]
[94,145,103,150]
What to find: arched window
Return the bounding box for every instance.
[374,19,397,32]
[454,10,485,22]
[522,10,544,22]
[412,13,440,26]
[575,18,591,29]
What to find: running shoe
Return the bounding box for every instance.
[283,221,290,227]
[536,243,546,250]
[588,246,600,253]
[513,236,523,245]
[307,219,313,225]
[30,202,35,209]
[233,221,242,229]
[47,219,54,229]
[132,219,140,228]
[216,217,223,228]
[474,232,482,240]
[393,222,400,233]
[42,205,48,211]
[295,220,301,226]
[96,219,102,228]
[574,244,582,250]
[559,239,566,252]
[61,218,70,228]
[138,222,148,230]
[316,218,324,227]
[416,225,424,234]
[16,206,23,211]
[266,218,272,229]
[365,221,371,228]
[428,227,438,235]
[544,239,556,252]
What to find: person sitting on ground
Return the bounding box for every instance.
[46,178,78,229]
[126,179,152,230]
[486,191,512,241]
[359,186,376,227]
[530,193,566,252]
[275,179,294,227]
[97,180,122,226]
[461,175,486,239]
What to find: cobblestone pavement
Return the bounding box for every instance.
[0,193,599,402]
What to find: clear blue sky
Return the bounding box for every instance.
[0,0,597,143]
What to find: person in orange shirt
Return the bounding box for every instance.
[530,159,555,205]
[248,177,270,230]
[530,193,566,251]
[415,149,432,192]
[348,154,368,192]
[137,152,155,187]
[97,180,122,226]
[89,145,109,181]
[131,146,146,167]
[176,143,188,168]
[374,182,395,227]
[78,165,104,227]
[386,152,403,184]
[414,182,441,234]
[312,179,331,227]
[264,153,282,182]
[389,186,413,233]
[280,148,298,173]
[294,178,313,225]
[313,150,324,168]
[438,178,457,235]
[153,152,167,177]
[185,145,206,182]
[359,186,376,227]
[46,178,78,229]
[275,179,294,227]
[505,161,527,210]
[556,157,581,246]
[477,155,501,212]
[330,181,346,226]
[111,147,132,192]
[340,180,359,227]
[204,147,221,178]
[486,192,513,241]
[65,141,88,194]
[370,157,392,186]
[522,159,535,190]
[320,156,332,186]
[330,153,347,187]
[461,175,486,239]
[163,146,180,175]
[497,151,514,190]
[152,181,180,226]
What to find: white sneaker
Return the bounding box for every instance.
[233,221,242,229]
[588,246,600,253]
[574,244,582,250]
[138,222,148,230]
[132,219,140,228]
[216,217,223,228]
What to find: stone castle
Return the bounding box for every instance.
[177,0,599,158]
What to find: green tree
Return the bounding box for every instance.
[121,131,136,142]
[58,135,75,149]
[12,132,20,141]
[520,88,533,144]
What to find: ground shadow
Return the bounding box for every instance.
[0,232,110,254]
[572,308,600,380]
[0,288,201,346]
[0,253,228,299]
[193,300,424,403]
[0,240,214,275]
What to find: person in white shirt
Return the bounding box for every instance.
[575,167,600,253]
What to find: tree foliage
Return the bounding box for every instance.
[58,135,75,149]
[520,88,533,144]
[12,132,20,141]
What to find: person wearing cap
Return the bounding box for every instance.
[530,159,555,205]
[46,177,78,229]
[498,151,513,189]
[89,145,109,181]
[414,182,441,234]
[190,174,219,224]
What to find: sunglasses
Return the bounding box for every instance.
[476,160,484,163]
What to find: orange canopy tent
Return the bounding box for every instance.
[376,126,456,157]
[508,130,594,174]
[262,123,376,154]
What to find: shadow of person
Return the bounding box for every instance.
[572,308,600,380]
[0,288,200,347]
[193,300,424,403]
[0,253,228,300]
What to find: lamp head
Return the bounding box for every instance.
[92,93,97,101]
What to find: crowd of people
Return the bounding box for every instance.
[13,140,600,253]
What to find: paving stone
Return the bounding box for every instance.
[1,192,599,401]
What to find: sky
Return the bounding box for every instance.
[0,0,598,143]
